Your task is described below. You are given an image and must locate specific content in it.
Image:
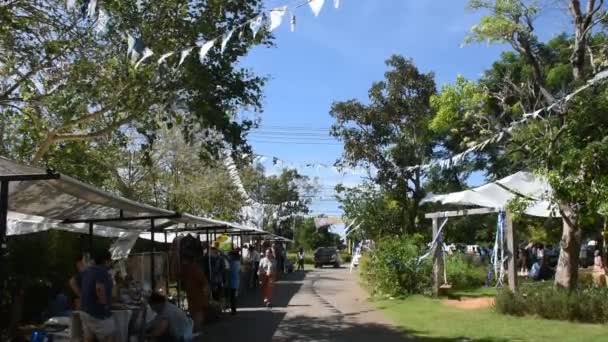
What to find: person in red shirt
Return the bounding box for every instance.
[180,254,208,332]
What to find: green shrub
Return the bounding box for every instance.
[340,252,352,263]
[445,254,487,289]
[496,282,608,323]
[359,235,432,297]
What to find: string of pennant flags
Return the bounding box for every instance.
[69,0,342,69]
[405,69,608,172]
[247,153,372,177]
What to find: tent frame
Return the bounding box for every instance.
[425,207,517,293]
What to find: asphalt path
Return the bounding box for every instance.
[202,266,408,342]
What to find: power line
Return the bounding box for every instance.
[250,140,342,145]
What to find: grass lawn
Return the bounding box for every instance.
[375,295,608,342]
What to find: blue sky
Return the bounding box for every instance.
[238,0,571,222]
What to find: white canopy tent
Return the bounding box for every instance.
[0,157,286,285]
[422,171,559,218]
[422,171,561,293]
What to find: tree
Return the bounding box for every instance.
[293,218,343,250]
[335,183,406,241]
[435,0,608,289]
[330,55,437,234]
[240,165,318,238]
[1,0,269,168]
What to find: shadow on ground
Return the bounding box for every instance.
[200,270,509,342]
[199,271,306,341]
[274,315,512,342]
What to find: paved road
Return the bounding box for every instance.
[203,267,408,341]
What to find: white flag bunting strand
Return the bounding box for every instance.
[221,30,234,54]
[250,15,265,38]
[405,69,608,172]
[270,6,288,31]
[309,0,325,17]
[199,39,216,63]
[134,48,154,69]
[178,47,193,67]
[157,52,174,65]
[82,0,342,75]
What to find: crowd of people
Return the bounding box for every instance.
[33,238,305,341]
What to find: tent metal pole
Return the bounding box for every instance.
[150,218,156,292]
[0,180,9,305]
[88,222,93,255]
[164,230,169,295]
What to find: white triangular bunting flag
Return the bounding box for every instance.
[290,15,296,32]
[250,15,265,38]
[220,30,234,54]
[309,0,324,16]
[134,48,153,69]
[199,39,215,63]
[178,47,193,67]
[157,52,174,65]
[334,0,340,9]
[269,6,287,31]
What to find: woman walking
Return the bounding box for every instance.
[258,249,276,307]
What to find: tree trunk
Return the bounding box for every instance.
[554,204,582,289]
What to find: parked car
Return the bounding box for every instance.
[314,247,342,268]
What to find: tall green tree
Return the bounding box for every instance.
[330,55,436,234]
[1,0,268,169]
[431,0,608,289]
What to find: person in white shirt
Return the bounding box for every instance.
[258,249,276,307]
[296,248,305,272]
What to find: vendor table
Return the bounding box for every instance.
[71,309,138,341]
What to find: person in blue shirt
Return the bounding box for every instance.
[80,249,116,342]
[146,292,192,342]
[228,250,241,315]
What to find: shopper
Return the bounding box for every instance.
[258,248,276,307]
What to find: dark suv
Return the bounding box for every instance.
[313,247,342,268]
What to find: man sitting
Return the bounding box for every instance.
[146,292,192,342]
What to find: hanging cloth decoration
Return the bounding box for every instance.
[334,0,340,9]
[94,9,109,34]
[178,47,193,67]
[86,0,97,17]
[250,15,265,38]
[198,39,216,63]
[269,6,288,31]
[290,15,296,32]
[157,52,174,65]
[134,48,154,69]
[220,30,234,54]
[309,0,325,16]
[126,34,144,64]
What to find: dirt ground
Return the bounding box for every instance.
[441,297,495,310]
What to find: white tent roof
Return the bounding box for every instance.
[0,157,178,231]
[422,171,559,217]
[0,157,254,236]
[2,157,292,250]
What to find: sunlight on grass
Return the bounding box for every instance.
[376,295,608,342]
